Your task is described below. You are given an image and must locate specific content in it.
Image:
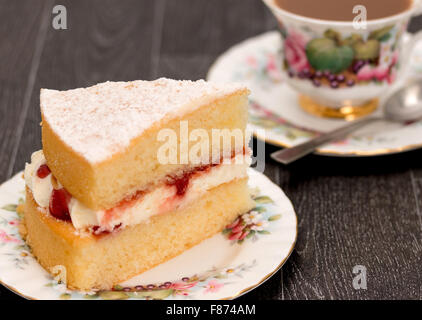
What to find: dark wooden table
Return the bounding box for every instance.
[1,0,422,300]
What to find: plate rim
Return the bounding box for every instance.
[252,128,422,158]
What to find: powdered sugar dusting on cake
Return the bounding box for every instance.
[40,78,247,163]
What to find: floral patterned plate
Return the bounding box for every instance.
[207,31,422,156]
[0,169,297,300]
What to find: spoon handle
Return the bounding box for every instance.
[271,117,382,165]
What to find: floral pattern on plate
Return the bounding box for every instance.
[222,195,281,244]
[50,260,258,300]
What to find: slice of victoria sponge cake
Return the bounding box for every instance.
[21,78,254,290]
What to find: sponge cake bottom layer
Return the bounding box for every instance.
[22,178,254,291]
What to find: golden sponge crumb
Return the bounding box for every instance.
[23,178,253,291]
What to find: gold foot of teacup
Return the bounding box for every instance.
[299,95,379,121]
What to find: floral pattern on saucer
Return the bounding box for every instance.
[207,31,422,156]
[0,169,297,300]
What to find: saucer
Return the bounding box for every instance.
[207,31,422,156]
[0,169,297,300]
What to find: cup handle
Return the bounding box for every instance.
[401,32,422,65]
[413,0,422,16]
[399,19,422,80]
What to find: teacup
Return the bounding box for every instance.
[263,0,422,119]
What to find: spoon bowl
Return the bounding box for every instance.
[271,81,422,165]
[384,81,422,122]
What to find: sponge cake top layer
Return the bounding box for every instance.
[41,78,247,163]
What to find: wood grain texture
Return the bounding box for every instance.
[11,0,156,176]
[276,150,422,300]
[410,154,422,179]
[161,0,275,56]
[0,1,50,183]
[157,0,276,79]
[1,0,422,300]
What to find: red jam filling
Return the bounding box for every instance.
[92,223,122,236]
[44,150,246,230]
[165,163,216,197]
[49,188,71,221]
[102,189,146,224]
[169,174,190,196]
[113,190,145,210]
[36,164,51,179]
[164,149,247,197]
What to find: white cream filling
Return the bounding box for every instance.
[24,150,54,209]
[25,150,250,232]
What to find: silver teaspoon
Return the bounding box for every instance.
[271,81,422,165]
